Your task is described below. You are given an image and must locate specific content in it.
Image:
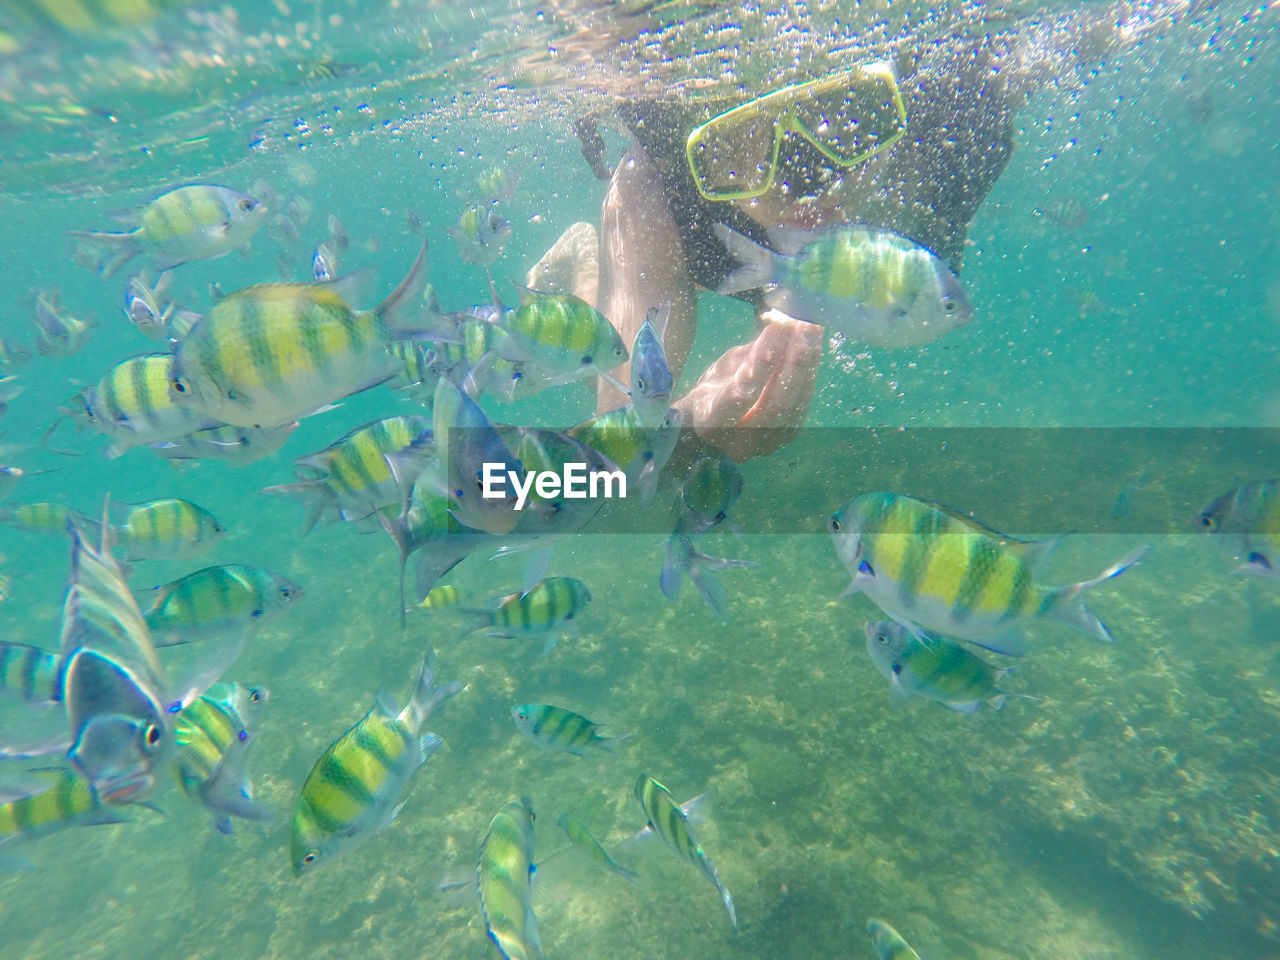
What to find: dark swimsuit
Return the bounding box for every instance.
[576,35,1017,290]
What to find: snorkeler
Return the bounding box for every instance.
[530,2,1179,462]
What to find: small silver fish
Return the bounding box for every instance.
[32,290,93,357]
[123,270,175,341]
[630,307,673,429]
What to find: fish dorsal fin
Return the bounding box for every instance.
[374,688,401,720]
[643,304,671,343]
[1000,534,1064,573]
[510,280,538,305]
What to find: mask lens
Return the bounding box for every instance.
[686,101,780,201]
[788,63,908,164]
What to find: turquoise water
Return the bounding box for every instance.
[0,1,1278,958]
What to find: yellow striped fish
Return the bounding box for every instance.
[568,404,683,506]
[0,771,128,856]
[175,681,273,834]
[2,0,193,33]
[109,498,226,561]
[715,223,972,348]
[143,563,303,643]
[511,704,627,756]
[635,774,737,929]
[457,577,591,653]
[261,415,434,534]
[0,641,63,707]
[447,202,511,266]
[417,583,469,611]
[169,240,452,429]
[830,492,1149,648]
[386,339,441,399]
[291,657,463,874]
[477,797,542,960]
[497,285,627,383]
[65,354,216,459]
[867,919,923,960]
[0,501,89,535]
[70,184,266,277]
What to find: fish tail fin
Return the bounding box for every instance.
[1050,544,1151,642]
[375,239,458,342]
[599,731,632,753]
[661,533,757,622]
[713,223,775,296]
[405,654,464,729]
[68,230,140,277]
[258,481,334,537]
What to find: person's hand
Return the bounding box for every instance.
[675,310,823,462]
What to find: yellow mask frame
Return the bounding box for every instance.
[685,61,908,202]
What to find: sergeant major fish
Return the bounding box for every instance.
[457,577,591,653]
[864,621,1034,713]
[716,223,971,348]
[1195,479,1280,578]
[63,354,218,459]
[291,656,462,873]
[830,492,1149,648]
[634,774,737,929]
[0,770,130,858]
[568,405,683,507]
[496,284,628,391]
[448,202,512,267]
[511,704,627,756]
[142,564,302,643]
[174,681,274,834]
[261,415,434,534]
[477,797,542,960]
[71,184,267,277]
[169,240,454,429]
[108,498,226,562]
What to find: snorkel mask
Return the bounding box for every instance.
[685,61,908,202]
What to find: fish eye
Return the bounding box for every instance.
[876,634,889,644]
[516,712,527,721]
[239,198,254,212]
[1199,514,1216,529]
[251,609,263,618]
[212,521,225,534]
[142,723,162,751]
[636,377,646,391]
[828,516,841,532]
[581,355,593,366]
[279,586,292,599]
[250,689,263,703]
[171,378,187,394]
[612,346,625,359]
[942,296,957,313]
[303,851,318,864]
